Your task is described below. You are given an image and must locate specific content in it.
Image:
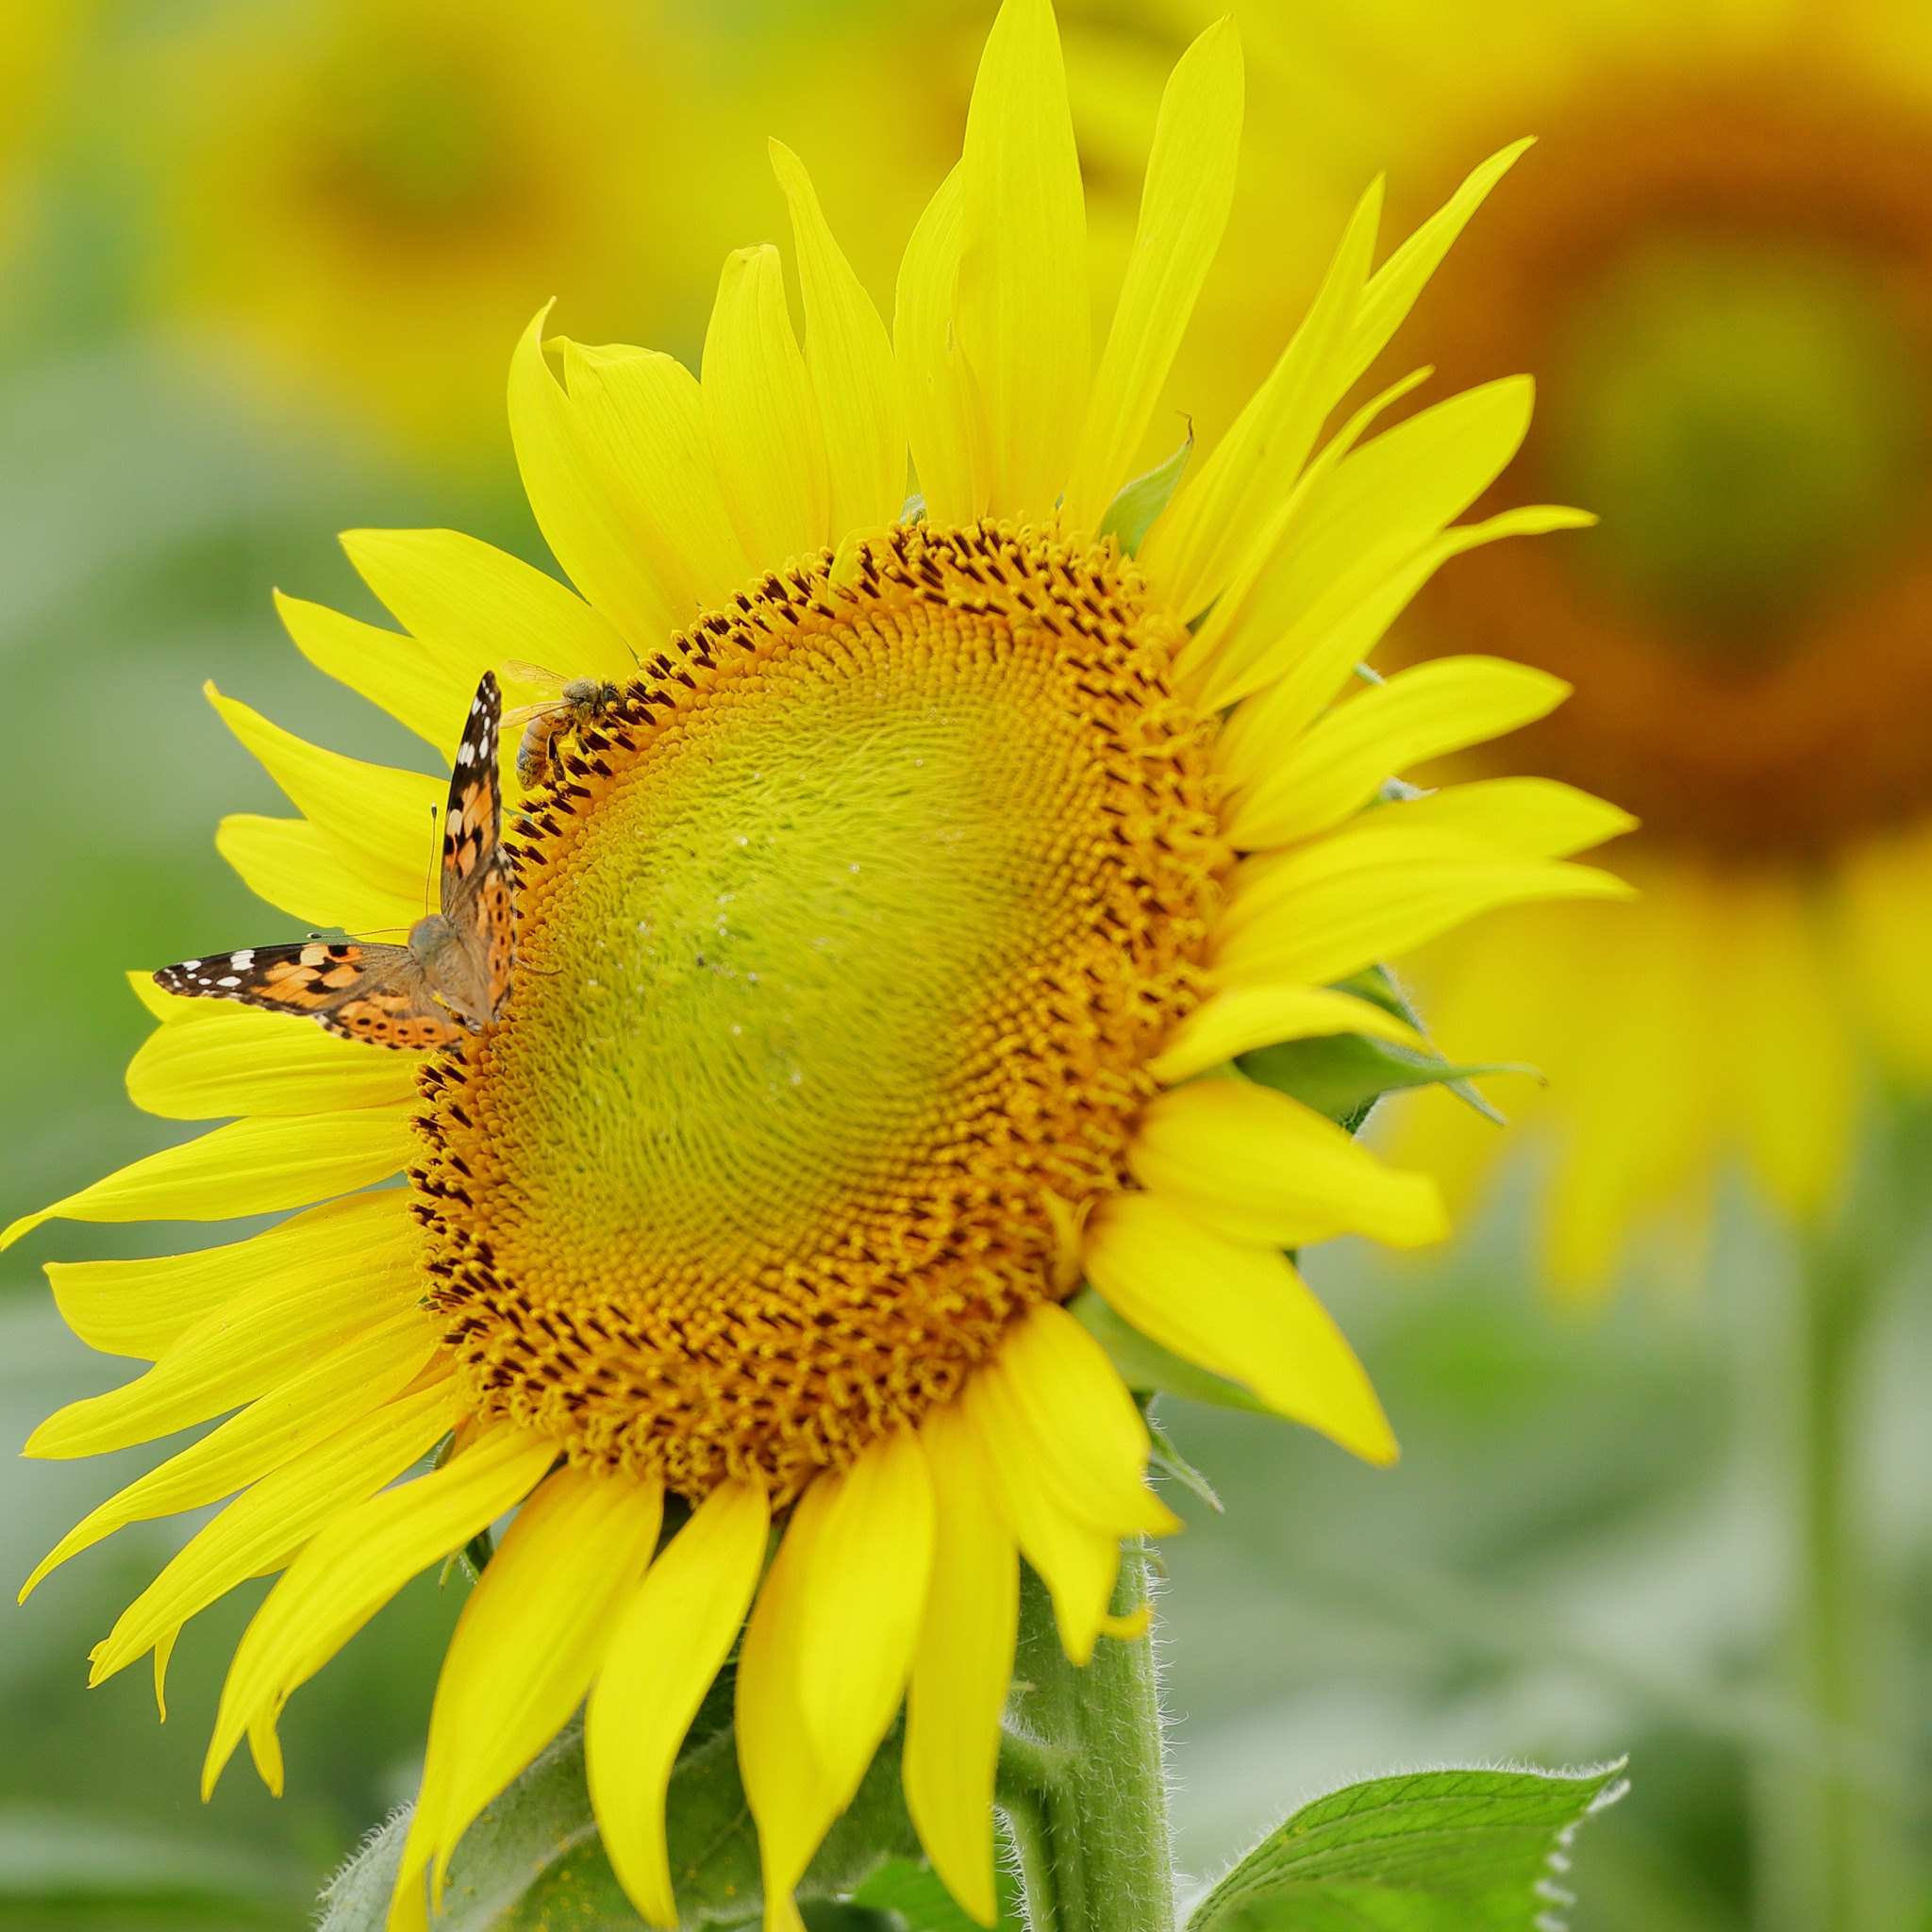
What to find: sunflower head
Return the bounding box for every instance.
[8,4,1635,1926]
[419,524,1221,1503]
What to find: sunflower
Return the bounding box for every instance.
[1139,0,1932,1289]
[7,3,1631,1925]
[132,0,765,459]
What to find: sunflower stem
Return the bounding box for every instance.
[1000,1546,1176,1932]
[1748,1113,1922,1932]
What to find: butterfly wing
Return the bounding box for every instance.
[439,670,517,1024]
[154,941,468,1050]
[441,671,505,907]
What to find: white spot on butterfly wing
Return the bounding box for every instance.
[230,949,254,968]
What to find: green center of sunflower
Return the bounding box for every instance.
[412,525,1222,1500]
[1545,235,1932,647]
[492,602,1124,1275]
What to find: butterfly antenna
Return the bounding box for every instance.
[424,805,441,919]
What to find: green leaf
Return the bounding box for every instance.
[1235,967,1535,1133]
[1070,1289,1270,1416]
[1185,1763,1627,1932]
[1238,1031,1533,1134]
[850,1855,1026,1932]
[319,1704,921,1931]
[1099,428,1193,558]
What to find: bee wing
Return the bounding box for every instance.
[503,701,557,727]
[497,659,567,695]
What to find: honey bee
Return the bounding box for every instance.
[498,661,623,787]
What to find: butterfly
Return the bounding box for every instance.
[499,659,622,788]
[153,671,517,1051]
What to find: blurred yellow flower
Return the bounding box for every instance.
[0,0,88,270]
[133,0,769,460]
[1133,0,1932,1290]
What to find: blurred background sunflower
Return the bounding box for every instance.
[7,3,1932,1930]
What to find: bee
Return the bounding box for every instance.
[499,661,624,788]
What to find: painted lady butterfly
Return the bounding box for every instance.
[154,671,516,1051]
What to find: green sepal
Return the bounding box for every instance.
[1070,1289,1270,1416]
[1240,966,1536,1134]
[1185,1763,1627,1932]
[318,1697,924,1930]
[1145,1414,1224,1514]
[1099,428,1192,558]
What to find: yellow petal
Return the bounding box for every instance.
[1221,656,1572,850]
[21,1308,441,1599]
[1064,18,1242,535]
[1140,177,1380,620]
[1215,823,1634,991]
[956,0,1089,520]
[702,245,830,570]
[397,1466,664,1914]
[1212,507,1596,761]
[1841,820,1932,1085]
[214,814,418,937]
[204,1423,555,1799]
[960,1371,1122,1668]
[1726,882,1855,1220]
[893,165,980,527]
[732,1519,824,1932]
[44,1190,412,1361]
[90,1380,458,1686]
[588,1480,770,1930]
[205,685,441,904]
[341,527,634,697]
[980,1303,1175,1540]
[1193,377,1540,712]
[1130,1078,1448,1250]
[1343,141,1533,391]
[128,969,199,1024]
[1148,986,1424,1086]
[904,1400,1016,1927]
[508,307,685,651]
[1085,1191,1395,1464]
[771,140,906,534]
[275,592,468,759]
[126,1002,424,1120]
[153,1627,179,1721]
[1373,778,1638,860]
[29,1214,420,1458]
[1,1108,415,1250]
[739,1433,935,1926]
[553,339,750,617]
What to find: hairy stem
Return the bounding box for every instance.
[998,1546,1176,1932]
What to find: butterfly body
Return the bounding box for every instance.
[154,673,515,1051]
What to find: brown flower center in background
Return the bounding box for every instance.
[1403,78,1932,861]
